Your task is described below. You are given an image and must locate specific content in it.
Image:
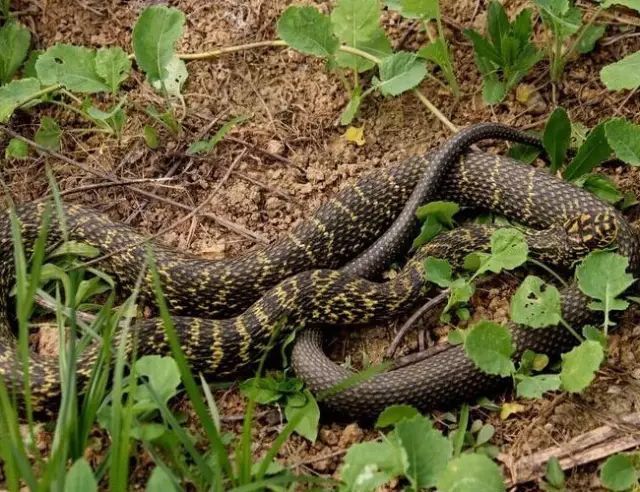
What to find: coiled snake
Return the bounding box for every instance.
[0,123,637,418]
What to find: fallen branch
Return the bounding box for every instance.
[499,412,640,486]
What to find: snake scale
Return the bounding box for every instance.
[0,124,637,418]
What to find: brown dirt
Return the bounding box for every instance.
[3,0,640,490]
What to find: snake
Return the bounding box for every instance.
[0,123,636,418]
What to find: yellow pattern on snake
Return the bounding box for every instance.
[0,143,637,417]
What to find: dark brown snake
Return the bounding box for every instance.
[0,124,637,418]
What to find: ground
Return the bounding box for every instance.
[2,0,640,490]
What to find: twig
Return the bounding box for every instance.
[500,412,640,486]
[40,177,175,200]
[0,125,267,244]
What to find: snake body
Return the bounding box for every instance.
[0,125,637,417]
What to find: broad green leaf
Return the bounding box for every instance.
[543,107,571,173]
[437,453,506,492]
[144,125,159,149]
[560,340,604,392]
[510,275,562,329]
[331,0,380,44]
[284,390,320,442]
[375,404,420,428]
[601,50,640,91]
[576,251,634,317]
[601,0,640,12]
[576,24,605,54]
[516,374,561,398]
[36,44,110,93]
[23,49,42,79]
[335,28,392,73]
[340,439,406,492]
[396,415,452,489]
[134,355,181,404]
[580,174,623,205]
[508,142,541,164]
[0,21,31,84]
[5,138,28,159]
[563,123,612,181]
[277,6,338,58]
[95,47,131,93]
[132,6,186,95]
[424,256,452,288]
[146,467,179,492]
[35,116,61,151]
[443,277,475,315]
[0,77,42,122]
[64,459,97,492]
[583,324,608,348]
[472,228,528,276]
[373,51,427,96]
[186,115,248,155]
[482,77,506,105]
[413,200,459,247]
[545,457,566,489]
[604,118,640,166]
[535,0,582,40]
[600,453,637,491]
[464,320,515,377]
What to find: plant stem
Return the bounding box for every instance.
[560,317,583,343]
[15,84,62,110]
[178,40,288,60]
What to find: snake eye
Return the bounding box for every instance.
[563,212,618,249]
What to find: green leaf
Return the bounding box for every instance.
[284,390,320,442]
[335,27,392,73]
[144,125,159,149]
[563,123,612,181]
[580,174,623,205]
[331,0,381,45]
[340,87,363,125]
[600,50,640,91]
[482,77,506,105]
[576,251,634,318]
[535,0,582,40]
[583,324,608,348]
[437,453,506,492]
[414,201,459,248]
[132,5,186,96]
[444,278,475,315]
[543,107,571,173]
[35,116,61,151]
[23,49,42,79]
[508,142,541,164]
[600,453,638,491]
[4,138,28,159]
[424,256,452,288]
[476,423,495,446]
[375,404,420,428]
[146,467,178,492]
[604,118,640,166]
[0,21,31,84]
[417,38,457,91]
[0,77,42,122]
[186,115,248,155]
[560,340,604,392]
[387,0,440,20]
[516,374,561,398]
[576,24,605,54]
[464,320,515,377]
[396,415,452,489]
[487,1,510,51]
[473,228,528,276]
[545,457,565,489]
[240,377,285,404]
[277,6,339,58]
[602,0,640,11]
[134,355,181,404]
[510,275,562,329]
[373,51,427,96]
[64,458,97,492]
[340,439,406,492]
[36,44,110,93]
[95,47,131,93]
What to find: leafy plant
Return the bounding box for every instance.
[600,453,638,491]
[464,1,542,104]
[535,0,605,82]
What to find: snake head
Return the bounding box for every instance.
[563,212,619,250]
